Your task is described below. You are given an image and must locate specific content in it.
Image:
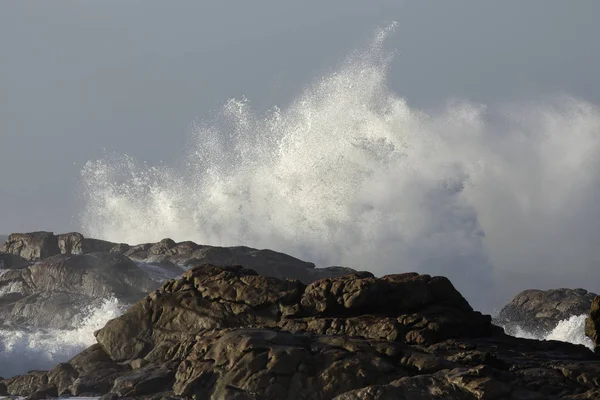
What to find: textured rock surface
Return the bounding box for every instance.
[0,231,355,330]
[585,296,600,352]
[496,288,597,336]
[0,252,159,329]
[1,231,61,261]
[4,264,600,399]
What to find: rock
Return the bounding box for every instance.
[4,370,48,396]
[0,292,102,329]
[6,264,600,399]
[0,252,160,329]
[122,239,354,283]
[25,252,158,300]
[58,232,118,255]
[26,384,58,400]
[585,296,600,351]
[0,252,28,269]
[1,232,60,261]
[496,288,597,336]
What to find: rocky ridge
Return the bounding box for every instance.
[0,232,354,329]
[2,264,600,399]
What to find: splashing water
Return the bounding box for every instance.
[511,314,594,350]
[0,297,123,377]
[80,23,600,311]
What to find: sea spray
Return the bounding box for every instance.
[510,314,594,350]
[80,23,600,311]
[0,297,123,378]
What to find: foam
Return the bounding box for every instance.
[0,297,123,378]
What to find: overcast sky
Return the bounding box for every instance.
[1,1,599,234]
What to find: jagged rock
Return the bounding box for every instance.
[585,296,600,351]
[1,232,60,261]
[172,329,406,399]
[94,265,491,364]
[6,264,600,399]
[496,288,597,336]
[4,370,49,396]
[0,231,354,332]
[0,252,159,329]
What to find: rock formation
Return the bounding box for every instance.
[496,288,597,336]
[0,231,354,329]
[3,264,600,399]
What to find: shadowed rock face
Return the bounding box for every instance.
[5,264,600,400]
[496,288,597,336]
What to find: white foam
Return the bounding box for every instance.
[79,23,600,311]
[510,314,594,350]
[0,297,123,378]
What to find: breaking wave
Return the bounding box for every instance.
[0,297,123,378]
[80,23,600,311]
[511,314,594,350]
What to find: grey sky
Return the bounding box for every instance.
[1,0,599,233]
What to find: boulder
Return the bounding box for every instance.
[496,288,597,336]
[1,232,60,261]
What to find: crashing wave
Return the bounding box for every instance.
[0,297,124,378]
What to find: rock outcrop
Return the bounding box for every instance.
[1,231,61,261]
[4,264,600,399]
[496,288,597,336]
[0,231,355,330]
[0,252,159,329]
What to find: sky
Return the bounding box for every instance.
[1,1,599,233]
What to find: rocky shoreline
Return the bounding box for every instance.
[1,232,600,399]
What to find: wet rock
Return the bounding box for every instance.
[0,252,160,329]
[497,288,597,336]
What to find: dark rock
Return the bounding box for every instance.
[25,384,58,400]
[5,254,600,399]
[0,252,28,269]
[48,363,78,396]
[585,296,600,351]
[1,232,60,261]
[497,288,597,336]
[5,370,48,396]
